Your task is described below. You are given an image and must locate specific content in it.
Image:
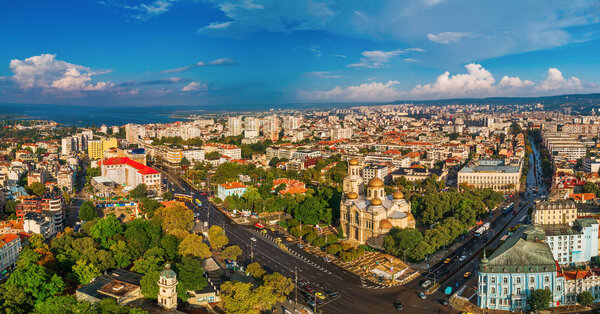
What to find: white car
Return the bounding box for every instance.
[458,255,467,262]
[250,237,257,242]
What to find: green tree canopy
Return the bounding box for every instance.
[578,291,594,306]
[175,256,208,301]
[178,233,211,259]
[221,245,242,261]
[78,201,97,222]
[72,259,101,284]
[29,182,46,198]
[528,289,551,312]
[91,214,123,248]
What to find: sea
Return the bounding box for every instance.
[0,102,354,126]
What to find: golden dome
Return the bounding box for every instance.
[347,192,359,199]
[370,197,382,206]
[393,191,404,199]
[379,219,393,229]
[367,177,384,188]
[348,159,359,166]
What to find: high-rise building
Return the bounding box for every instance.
[226,116,243,136]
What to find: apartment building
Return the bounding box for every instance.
[0,234,21,272]
[542,218,599,265]
[532,200,577,226]
[362,165,389,183]
[101,157,162,192]
[88,138,118,159]
[458,159,522,192]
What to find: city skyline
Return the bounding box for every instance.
[1,0,600,107]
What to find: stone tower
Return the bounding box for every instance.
[343,159,364,194]
[157,263,178,310]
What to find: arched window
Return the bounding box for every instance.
[355,213,360,224]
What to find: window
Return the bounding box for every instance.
[530,277,535,284]
[557,285,561,291]
[503,277,508,284]
[503,288,507,295]
[516,287,521,295]
[516,277,521,284]
[490,298,496,305]
[491,277,496,284]
[491,287,496,294]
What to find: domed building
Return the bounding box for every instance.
[340,160,415,249]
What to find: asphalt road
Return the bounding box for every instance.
[158,139,546,314]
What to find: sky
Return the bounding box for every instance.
[1,0,600,107]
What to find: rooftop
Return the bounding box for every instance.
[102,157,159,175]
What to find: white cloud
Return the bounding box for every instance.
[161,58,235,73]
[299,80,402,101]
[299,63,570,101]
[411,63,495,96]
[348,48,423,68]
[538,68,582,91]
[205,21,233,29]
[181,81,208,91]
[9,54,113,92]
[125,0,177,21]
[306,71,342,79]
[498,76,534,88]
[427,32,470,44]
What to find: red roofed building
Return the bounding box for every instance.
[0,233,22,272]
[272,178,306,195]
[217,181,247,200]
[100,157,162,192]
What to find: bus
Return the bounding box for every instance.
[174,194,193,202]
[502,202,514,215]
[475,222,490,237]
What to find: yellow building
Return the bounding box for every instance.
[88,138,118,160]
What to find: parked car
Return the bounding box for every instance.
[458,255,467,262]
[464,272,472,278]
[444,258,452,263]
[297,244,304,249]
[315,292,326,300]
[418,292,426,299]
[393,301,404,310]
[250,237,257,242]
[421,280,432,288]
[324,289,338,298]
[323,257,331,263]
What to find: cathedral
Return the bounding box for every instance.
[340,159,416,249]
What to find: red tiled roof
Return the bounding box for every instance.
[102,157,159,175]
[219,182,247,189]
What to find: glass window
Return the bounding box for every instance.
[516,277,521,284]
[503,277,508,284]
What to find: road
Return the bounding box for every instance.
[158,139,547,314]
[158,166,453,313]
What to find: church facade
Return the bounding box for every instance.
[340,159,416,249]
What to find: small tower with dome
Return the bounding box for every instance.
[157,263,178,310]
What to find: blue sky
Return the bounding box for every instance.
[0,0,599,107]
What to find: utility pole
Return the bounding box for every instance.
[251,242,254,263]
[294,266,298,304]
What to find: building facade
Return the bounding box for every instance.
[532,200,577,226]
[543,218,599,265]
[157,264,178,310]
[101,157,162,192]
[217,182,247,200]
[458,159,522,192]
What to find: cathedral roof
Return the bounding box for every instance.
[349,159,359,165]
[370,197,382,205]
[367,177,384,187]
[379,219,393,229]
[347,192,359,199]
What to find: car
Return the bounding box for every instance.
[270,227,275,232]
[254,222,265,229]
[307,299,316,308]
[464,272,472,278]
[304,285,315,293]
[393,301,404,310]
[315,292,326,299]
[440,299,449,306]
[201,192,207,196]
[324,289,338,298]
[250,237,257,242]
[286,237,293,242]
[444,258,452,263]
[323,257,331,263]
[421,280,432,288]
[418,292,427,299]
[297,244,304,249]
[458,255,467,262]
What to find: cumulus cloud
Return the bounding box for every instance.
[538,68,583,91]
[299,63,580,101]
[498,76,534,88]
[410,63,495,96]
[427,32,470,44]
[348,48,423,68]
[299,80,403,101]
[9,54,114,92]
[161,58,235,73]
[181,81,208,91]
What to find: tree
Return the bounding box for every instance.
[129,184,148,199]
[72,259,101,284]
[160,235,180,260]
[178,233,211,259]
[527,289,551,312]
[221,245,242,261]
[180,157,190,166]
[140,198,162,217]
[2,256,64,309]
[4,200,17,214]
[162,191,174,201]
[33,295,95,313]
[578,291,594,306]
[131,247,165,274]
[208,225,229,250]
[246,262,266,279]
[78,201,97,222]
[220,281,260,314]
[110,241,133,268]
[91,214,123,248]
[176,256,208,301]
[29,182,46,198]
[140,271,160,299]
[154,203,194,238]
[124,219,161,253]
[262,272,294,299]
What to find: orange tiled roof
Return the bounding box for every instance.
[220,182,247,189]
